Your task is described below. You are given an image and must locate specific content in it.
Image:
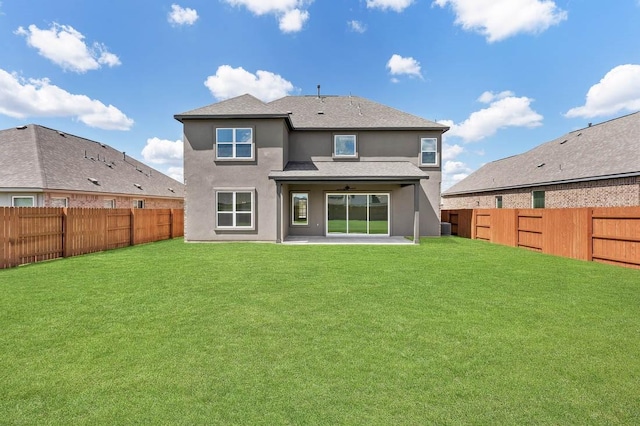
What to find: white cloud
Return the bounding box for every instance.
[433,0,567,42]
[442,143,464,161]
[367,0,414,12]
[565,64,640,118]
[223,0,312,33]
[141,137,183,166]
[446,91,543,142]
[279,8,309,32]
[167,166,184,183]
[204,65,295,102]
[168,4,199,26]
[442,160,473,190]
[15,23,121,73]
[0,69,133,130]
[348,20,367,33]
[386,54,422,79]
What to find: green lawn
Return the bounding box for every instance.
[1,237,639,424]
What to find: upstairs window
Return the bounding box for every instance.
[216,128,253,160]
[532,191,545,208]
[420,138,438,166]
[334,135,357,158]
[495,196,503,209]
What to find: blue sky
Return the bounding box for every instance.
[1,1,639,188]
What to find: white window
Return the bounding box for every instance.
[12,196,34,207]
[133,199,145,209]
[420,137,438,166]
[291,192,309,226]
[104,199,116,208]
[216,190,254,229]
[216,128,253,160]
[334,135,357,158]
[495,196,503,209]
[50,197,68,208]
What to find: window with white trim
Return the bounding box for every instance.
[420,137,438,166]
[495,196,503,209]
[532,191,545,208]
[216,128,253,160]
[133,199,145,209]
[334,135,357,158]
[291,192,309,226]
[216,190,254,229]
[12,196,34,207]
[104,199,116,208]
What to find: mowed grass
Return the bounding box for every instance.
[1,237,639,425]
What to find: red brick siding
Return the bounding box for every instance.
[442,177,640,209]
[43,192,184,209]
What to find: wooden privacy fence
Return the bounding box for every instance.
[442,207,640,269]
[1,208,184,269]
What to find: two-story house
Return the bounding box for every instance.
[174,93,448,243]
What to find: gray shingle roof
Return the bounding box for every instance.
[269,161,428,181]
[175,94,288,119]
[176,94,449,131]
[443,111,640,196]
[0,125,185,198]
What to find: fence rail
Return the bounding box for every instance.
[442,207,640,269]
[1,208,184,269]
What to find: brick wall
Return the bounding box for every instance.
[442,177,640,209]
[43,192,184,209]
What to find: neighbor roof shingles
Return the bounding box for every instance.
[0,125,184,198]
[443,111,640,196]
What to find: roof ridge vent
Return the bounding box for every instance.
[16,125,27,130]
[58,131,66,137]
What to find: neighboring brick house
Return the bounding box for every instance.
[0,124,184,208]
[442,111,640,209]
[175,93,449,243]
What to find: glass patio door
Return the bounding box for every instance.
[326,193,389,236]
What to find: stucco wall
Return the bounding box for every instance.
[441,177,640,209]
[182,118,286,242]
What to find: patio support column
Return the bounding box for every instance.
[413,182,420,244]
[276,181,282,243]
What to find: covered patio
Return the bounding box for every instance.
[269,161,428,244]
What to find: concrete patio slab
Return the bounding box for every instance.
[283,236,415,245]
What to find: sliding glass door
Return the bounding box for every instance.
[326,193,389,236]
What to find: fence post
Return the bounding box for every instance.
[62,207,69,258]
[169,209,176,240]
[586,208,593,262]
[130,208,136,246]
[513,209,519,248]
[471,209,477,240]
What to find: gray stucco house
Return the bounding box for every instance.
[442,111,640,209]
[175,93,449,243]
